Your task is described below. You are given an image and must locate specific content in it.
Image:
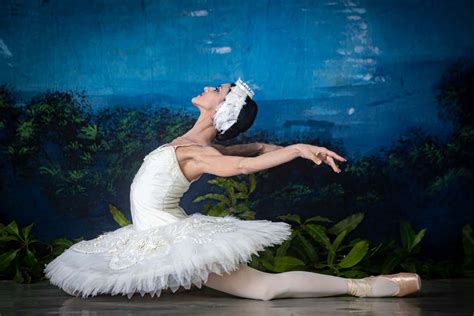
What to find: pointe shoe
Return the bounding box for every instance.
[347,272,422,297]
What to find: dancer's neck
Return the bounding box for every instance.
[176,111,217,146]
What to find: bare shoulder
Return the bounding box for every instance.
[169,144,224,182]
[202,145,224,155]
[168,137,223,156]
[174,144,222,162]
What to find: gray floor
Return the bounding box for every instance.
[1,279,473,315]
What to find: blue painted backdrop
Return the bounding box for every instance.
[1,0,473,257]
[2,0,472,156]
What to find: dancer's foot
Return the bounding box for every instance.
[347,272,421,297]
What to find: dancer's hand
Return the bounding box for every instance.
[296,144,347,173]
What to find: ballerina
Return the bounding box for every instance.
[44,78,421,300]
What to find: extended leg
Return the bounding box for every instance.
[203,263,350,301]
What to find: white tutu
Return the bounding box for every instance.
[43,143,292,299]
[44,213,291,299]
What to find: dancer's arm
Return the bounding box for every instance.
[211,142,283,156]
[211,143,263,157]
[197,144,346,177]
[258,143,284,155]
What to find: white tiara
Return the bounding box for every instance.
[213,77,255,134]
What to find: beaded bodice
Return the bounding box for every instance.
[129,143,202,231]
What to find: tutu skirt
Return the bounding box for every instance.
[44,213,292,299]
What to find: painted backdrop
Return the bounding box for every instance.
[1,0,473,263]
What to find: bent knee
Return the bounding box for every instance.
[259,293,274,301]
[258,286,278,301]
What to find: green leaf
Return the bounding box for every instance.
[277,214,302,226]
[227,186,236,206]
[208,201,233,217]
[25,249,38,267]
[332,230,348,253]
[367,241,385,257]
[0,249,20,271]
[328,230,348,266]
[327,212,364,236]
[305,224,331,250]
[21,223,35,240]
[234,192,248,200]
[77,124,98,140]
[207,178,232,188]
[426,168,472,195]
[381,255,401,274]
[14,264,24,283]
[400,219,415,251]
[305,215,333,224]
[272,256,306,272]
[192,193,230,205]
[239,210,255,220]
[16,120,34,139]
[109,204,132,227]
[275,233,294,257]
[39,164,61,177]
[233,203,249,213]
[338,269,366,278]
[49,238,74,250]
[207,208,224,217]
[338,240,369,268]
[0,235,18,242]
[294,231,318,262]
[248,173,256,194]
[410,228,427,252]
[260,258,275,271]
[232,179,248,195]
[5,221,22,240]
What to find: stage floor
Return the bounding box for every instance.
[1,278,473,315]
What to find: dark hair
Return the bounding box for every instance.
[215,84,258,141]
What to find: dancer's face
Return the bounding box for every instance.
[191,83,232,110]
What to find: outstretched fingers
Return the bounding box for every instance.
[325,156,341,173]
[314,147,346,173]
[299,144,347,173]
[312,152,323,165]
[322,148,346,162]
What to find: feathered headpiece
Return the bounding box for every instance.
[213,77,255,134]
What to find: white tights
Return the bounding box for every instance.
[203,263,398,301]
